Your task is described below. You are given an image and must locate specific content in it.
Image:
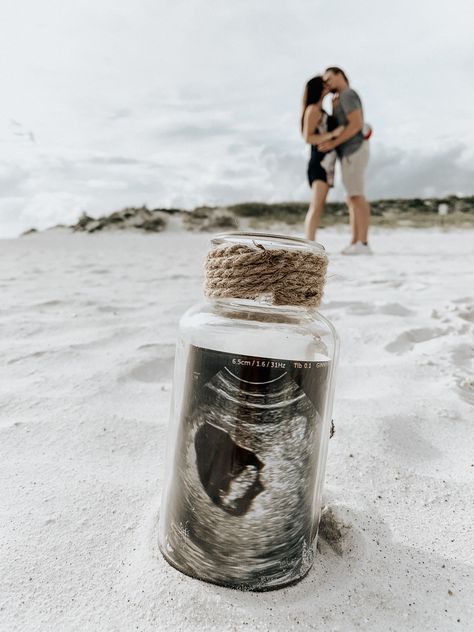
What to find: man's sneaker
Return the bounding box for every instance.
[341,241,373,255]
[341,242,356,254]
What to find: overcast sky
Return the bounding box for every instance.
[0,0,473,237]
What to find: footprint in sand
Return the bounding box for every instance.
[380,415,441,461]
[125,357,174,383]
[31,299,65,309]
[431,300,474,324]
[323,301,374,315]
[451,344,474,370]
[137,343,175,353]
[369,278,404,289]
[121,344,175,383]
[8,349,50,364]
[385,327,446,354]
[377,303,414,317]
[323,301,414,317]
[456,305,474,323]
[456,376,474,405]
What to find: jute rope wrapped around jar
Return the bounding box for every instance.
[204,242,328,308]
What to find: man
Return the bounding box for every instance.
[319,67,372,255]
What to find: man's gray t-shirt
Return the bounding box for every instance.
[333,88,364,158]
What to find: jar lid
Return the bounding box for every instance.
[211,232,325,254]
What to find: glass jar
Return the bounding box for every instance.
[159,232,339,591]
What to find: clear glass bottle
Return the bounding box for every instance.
[159,232,339,591]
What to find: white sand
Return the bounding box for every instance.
[1,227,473,631]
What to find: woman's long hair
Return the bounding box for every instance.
[301,75,324,133]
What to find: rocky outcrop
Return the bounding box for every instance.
[69,205,240,233]
[181,206,238,232]
[71,206,170,233]
[21,195,474,236]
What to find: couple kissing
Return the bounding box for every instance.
[302,66,372,255]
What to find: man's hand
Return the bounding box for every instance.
[319,110,364,152]
[318,139,337,152]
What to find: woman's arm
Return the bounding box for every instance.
[307,125,344,145]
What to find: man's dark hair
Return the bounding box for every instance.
[325,66,349,84]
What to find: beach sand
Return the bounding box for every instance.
[1,227,473,631]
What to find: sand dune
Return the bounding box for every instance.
[1,227,473,631]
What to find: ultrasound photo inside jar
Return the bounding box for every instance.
[160,345,331,590]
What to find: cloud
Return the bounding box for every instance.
[158,122,233,141]
[0,162,30,196]
[365,143,474,199]
[107,108,133,121]
[87,155,149,166]
[0,192,91,237]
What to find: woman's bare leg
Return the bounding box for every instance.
[304,180,329,241]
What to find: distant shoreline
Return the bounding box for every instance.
[21,195,474,236]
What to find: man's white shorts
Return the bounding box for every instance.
[341,141,369,197]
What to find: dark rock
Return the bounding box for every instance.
[192,206,215,219]
[73,212,95,231]
[140,216,167,232]
[202,214,239,230]
[151,207,183,215]
[85,220,104,233]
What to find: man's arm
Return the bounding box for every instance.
[318,109,363,152]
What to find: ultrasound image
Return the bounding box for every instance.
[160,346,330,590]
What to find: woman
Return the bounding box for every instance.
[301,76,344,241]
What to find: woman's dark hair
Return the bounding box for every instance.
[301,75,324,133]
[325,66,349,84]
